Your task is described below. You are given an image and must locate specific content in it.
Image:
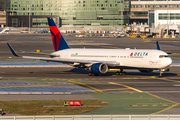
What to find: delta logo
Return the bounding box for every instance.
[130,52,148,56]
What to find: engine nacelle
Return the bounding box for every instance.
[90,63,108,74]
[139,70,153,73]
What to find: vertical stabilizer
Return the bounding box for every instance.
[156,41,161,50]
[47,17,70,51]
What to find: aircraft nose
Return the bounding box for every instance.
[167,58,172,66]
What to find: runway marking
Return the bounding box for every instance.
[132,104,173,107]
[152,77,180,83]
[68,80,102,93]
[100,88,130,91]
[70,88,129,92]
[108,82,143,92]
[150,103,178,114]
[143,39,152,42]
[124,108,165,109]
[147,92,178,115]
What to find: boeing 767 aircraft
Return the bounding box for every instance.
[7,17,172,77]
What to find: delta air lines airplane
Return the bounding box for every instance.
[7,17,172,77]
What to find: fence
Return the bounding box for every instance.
[0,115,180,120]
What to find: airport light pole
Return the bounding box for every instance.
[121,3,122,31]
[29,4,31,33]
[113,16,114,28]
[167,0,168,38]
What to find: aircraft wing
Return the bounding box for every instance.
[21,51,60,57]
[22,56,117,65]
[7,43,117,66]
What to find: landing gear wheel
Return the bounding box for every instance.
[116,71,120,75]
[88,72,94,76]
[122,72,126,75]
[158,70,163,78]
[116,70,126,75]
[94,73,99,76]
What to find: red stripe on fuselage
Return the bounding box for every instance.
[49,26,62,51]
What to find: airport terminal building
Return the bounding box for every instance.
[131,0,180,25]
[6,0,130,27]
[0,0,6,27]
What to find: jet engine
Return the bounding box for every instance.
[139,70,153,73]
[90,63,108,74]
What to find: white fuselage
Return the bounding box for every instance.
[51,48,172,69]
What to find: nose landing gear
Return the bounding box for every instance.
[159,69,163,77]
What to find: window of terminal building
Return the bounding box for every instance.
[12,18,18,27]
[137,5,142,8]
[150,5,154,8]
[131,5,135,8]
[97,17,103,20]
[156,5,159,8]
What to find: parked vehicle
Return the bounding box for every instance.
[34,30,48,33]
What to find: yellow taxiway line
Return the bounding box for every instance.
[147,92,178,115]
[108,82,143,92]
[68,80,102,93]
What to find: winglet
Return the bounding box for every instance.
[7,43,19,57]
[156,41,161,50]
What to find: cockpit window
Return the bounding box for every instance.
[159,55,169,58]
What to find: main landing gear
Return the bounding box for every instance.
[88,72,99,76]
[116,69,126,75]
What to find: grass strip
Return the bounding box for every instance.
[0,100,107,115]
